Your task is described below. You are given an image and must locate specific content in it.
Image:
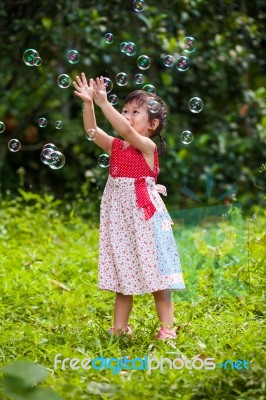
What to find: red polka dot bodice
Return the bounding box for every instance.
[110,138,160,220]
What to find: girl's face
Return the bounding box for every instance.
[122,100,154,136]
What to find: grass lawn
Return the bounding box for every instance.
[0,192,265,399]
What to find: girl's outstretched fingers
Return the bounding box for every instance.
[95,76,100,88]
[95,76,106,92]
[73,80,81,91]
[89,78,94,89]
[75,75,83,88]
[81,72,88,86]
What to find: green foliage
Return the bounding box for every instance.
[0,194,265,399]
[0,0,265,211]
[0,360,62,400]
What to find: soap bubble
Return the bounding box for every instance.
[105,33,114,44]
[33,57,42,66]
[23,49,38,66]
[86,128,97,141]
[137,55,151,70]
[176,56,190,72]
[188,97,204,113]
[180,130,193,144]
[125,42,137,56]
[133,0,145,12]
[120,42,128,53]
[38,117,48,128]
[182,37,196,53]
[116,72,128,86]
[142,84,156,94]
[108,94,118,105]
[40,148,57,165]
[81,103,84,112]
[8,139,21,152]
[42,143,57,151]
[40,145,61,166]
[134,73,144,84]
[42,148,55,159]
[67,50,79,64]
[148,98,160,113]
[103,77,113,93]
[57,74,71,88]
[98,154,110,168]
[40,151,51,165]
[49,151,65,169]
[163,55,174,67]
[0,121,5,133]
[55,121,63,129]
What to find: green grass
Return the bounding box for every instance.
[0,192,265,400]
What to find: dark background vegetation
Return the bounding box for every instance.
[0,0,265,217]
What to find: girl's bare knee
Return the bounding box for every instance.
[152,289,172,302]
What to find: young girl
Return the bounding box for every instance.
[73,73,186,340]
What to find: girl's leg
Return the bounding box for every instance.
[152,289,174,328]
[113,292,133,330]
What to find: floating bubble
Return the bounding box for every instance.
[42,148,54,158]
[98,154,110,168]
[42,143,58,151]
[86,128,97,141]
[103,77,113,93]
[0,121,5,133]
[23,49,38,66]
[33,56,42,66]
[116,72,128,86]
[134,73,144,84]
[133,0,145,12]
[142,84,156,94]
[188,97,204,113]
[8,139,21,152]
[105,33,114,44]
[137,55,151,70]
[163,55,174,67]
[55,120,63,129]
[148,98,160,113]
[57,74,71,88]
[182,36,197,53]
[176,56,191,72]
[40,148,57,165]
[120,42,128,53]
[180,130,193,144]
[108,94,118,105]
[49,151,65,169]
[125,42,137,56]
[67,50,79,64]
[38,117,48,128]
[40,151,49,165]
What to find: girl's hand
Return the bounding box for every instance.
[93,76,108,107]
[73,73,94,103]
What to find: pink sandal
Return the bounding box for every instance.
[156,326,177,340]
[108,324,132,336]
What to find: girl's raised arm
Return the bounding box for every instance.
[93,76,156,155]
[73,73,114,154]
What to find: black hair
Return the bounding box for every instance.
[124,90,168,156]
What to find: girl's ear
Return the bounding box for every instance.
[150,119,159,131]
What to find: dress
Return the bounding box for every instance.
[98,138,186,295]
